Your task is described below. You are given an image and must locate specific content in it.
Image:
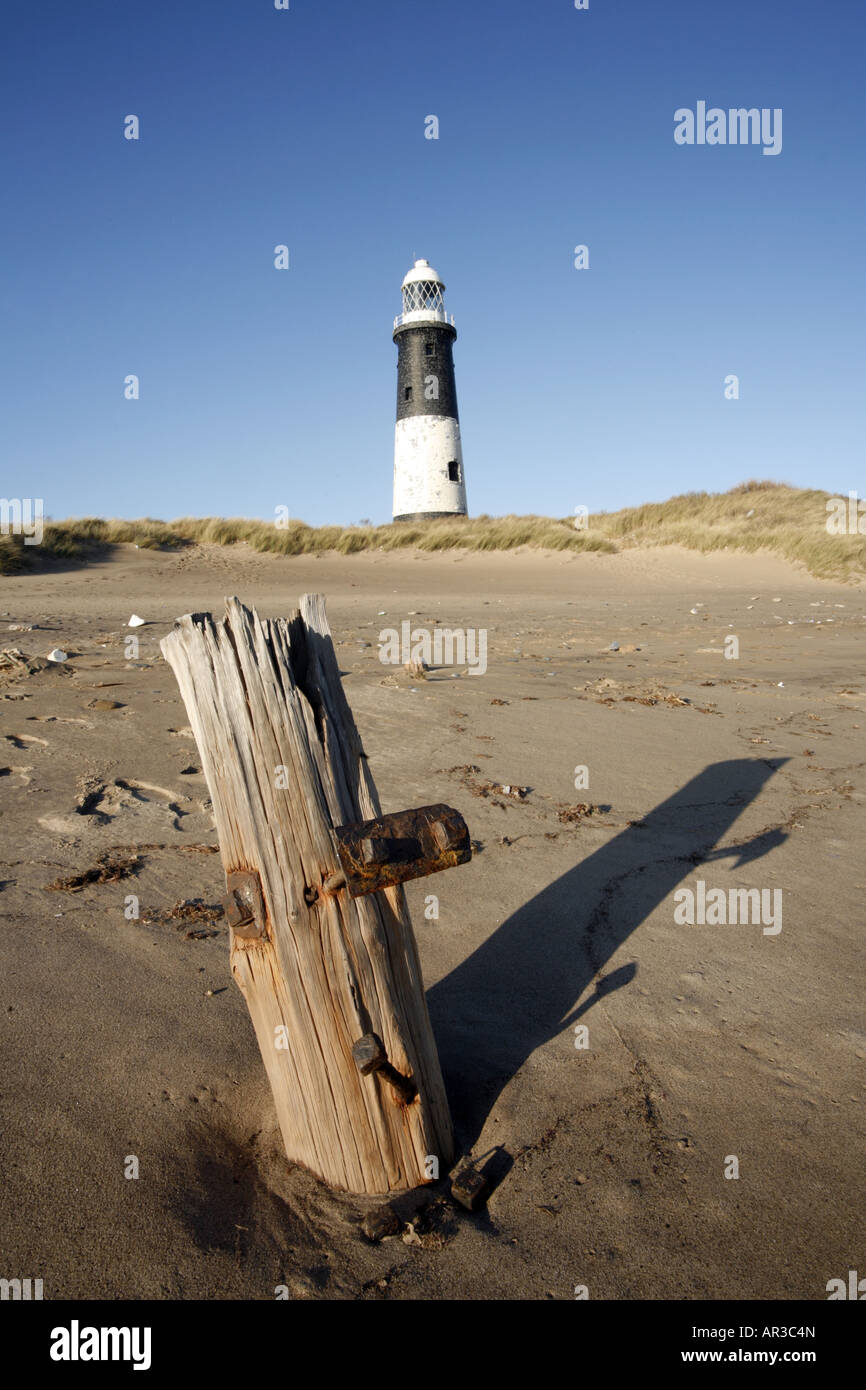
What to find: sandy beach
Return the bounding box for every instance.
[1,541,863,1300]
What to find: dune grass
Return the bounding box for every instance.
[1,483,863,580]
[588,482,866,581]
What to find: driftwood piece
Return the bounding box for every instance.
[160,595,454,1194]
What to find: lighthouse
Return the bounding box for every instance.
[392,259,467,522]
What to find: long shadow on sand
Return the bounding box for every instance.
[428,757,788,1150]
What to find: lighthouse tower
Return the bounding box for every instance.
[392,259,467,522]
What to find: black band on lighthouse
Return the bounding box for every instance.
[394,324,459,422]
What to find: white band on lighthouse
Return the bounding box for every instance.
[393,416,466,519]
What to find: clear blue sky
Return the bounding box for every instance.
[1,0,862,525]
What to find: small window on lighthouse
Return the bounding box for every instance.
[424,342,434,356]
[447,461,461,483]
[404,386,413,401]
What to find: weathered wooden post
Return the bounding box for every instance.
[161,595,458,1195]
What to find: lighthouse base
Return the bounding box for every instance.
[393,511,468,523]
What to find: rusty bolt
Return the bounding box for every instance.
[334,804,469,898]
[352,1033,387,1076]
[222,888,254,930]
[351,1033,417,1105]
[222,870,266,940]
[379,1065,417,1106]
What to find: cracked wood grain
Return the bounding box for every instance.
[161,594,453,1194]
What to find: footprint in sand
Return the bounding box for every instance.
[26,715,94,729]
[37,772,213,839]
[3,732,49,750]
[70,776,211,832]
[0,764,33,785]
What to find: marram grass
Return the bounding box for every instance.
[1,484,864,581]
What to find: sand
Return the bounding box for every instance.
[0,541,863,1299]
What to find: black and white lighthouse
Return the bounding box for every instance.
[392,258,467,521]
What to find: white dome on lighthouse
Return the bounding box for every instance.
[401,258,444,289]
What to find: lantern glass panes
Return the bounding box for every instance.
[402,280,445,315]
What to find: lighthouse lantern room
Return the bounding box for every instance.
[392,259,468,522]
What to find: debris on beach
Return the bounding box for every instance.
[622,690,690,707]
[1,647,74,682]
[46,848,143,892]
[141,898,224,935]
[451,1162,491,1212]
[446,763,528,803]
[557,802,598,824]
[499,783,528,799]
[151,898,223,924]
[128,614,146,627]
[581,676,690,708]
[361,1204,402,1243]
[0,648,29,669]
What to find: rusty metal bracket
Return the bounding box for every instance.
[332,803,470,899]
[222,869,267,940]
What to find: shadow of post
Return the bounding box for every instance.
[429,758,788,1148]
